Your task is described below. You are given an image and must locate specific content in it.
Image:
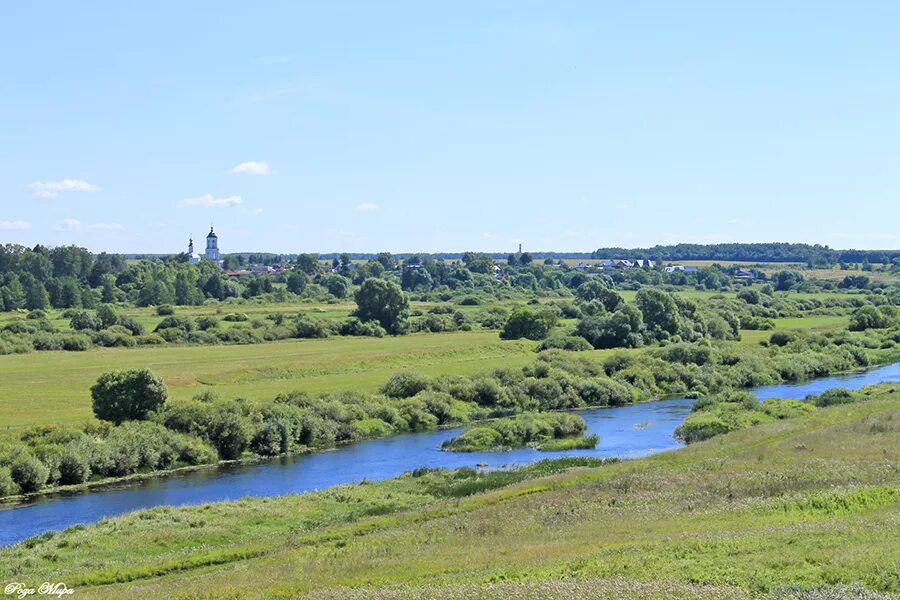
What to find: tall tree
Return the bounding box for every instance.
[353,278,409,334]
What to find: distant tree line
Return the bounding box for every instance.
[591,243,900,267]
[2,243,897,318]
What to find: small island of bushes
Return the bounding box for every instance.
[441,413,598,452]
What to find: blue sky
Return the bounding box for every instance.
[1,1,898,254]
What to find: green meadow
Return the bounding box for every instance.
[3,387,897,599]
[0,331,536,433]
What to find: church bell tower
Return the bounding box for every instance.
[205,226,220,262]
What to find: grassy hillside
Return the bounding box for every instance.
[3,388,897,599]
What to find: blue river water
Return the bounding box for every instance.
[1,361,898,546]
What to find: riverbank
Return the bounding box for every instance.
[2,386,897,598]
[5,355,897,507]
[0,453,294,505]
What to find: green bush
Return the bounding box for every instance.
[380,371,430,398]
[0,466,18,496]
[207,408,252,460]
[294,316,330,338]
[537,335,593,352]
[338,318,387,337]
[195,316,219,331]
[418,391,475,424]
[222,312,249,322]
[10,454,49,493]
[178,436,218,465]
[443,426,501,452]
[537,434,599,451]
[136,333,166,346]
[443,413,588,452]
[674,413,731,444]
[575,377,634,406]
[808,387,857,407]
[31,333,64,351]
[500,307,557,340]
[70,310,102,331]
[96,304,120,328]
[155,316,195,332]
[91,368,168,424]
[118,316,145,336]
[849,305,895,331]
[770,330,801,347]
[352,418,394,438]
[761,398,816,419]
[58,444,92,485]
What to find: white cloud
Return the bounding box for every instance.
[727,218,753,225]
[88,222,125,231]
[29,179,100,198]
[0,220,31,231]
[229,161,271,176]
[52,218,82,231]
[355,203,380,212]
[615,203,629,209]
[179,194,242,208]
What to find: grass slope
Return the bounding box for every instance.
[3,390,898,599]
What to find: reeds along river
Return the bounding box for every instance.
[1,362,898,547]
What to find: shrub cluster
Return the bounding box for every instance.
[441,413,590,452]
[676,389,822,444]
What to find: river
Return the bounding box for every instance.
[1,361,898,546]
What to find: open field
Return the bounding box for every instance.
[758,267,900,284]
[0,332,537,433]
[4,388,897,598]
[736,314,849,346]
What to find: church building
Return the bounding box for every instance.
[204,226,220,263]
[187,237,202,264]
[186,226,222,266]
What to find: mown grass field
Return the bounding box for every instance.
[0,332,537,433]
[3,389,897,599]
